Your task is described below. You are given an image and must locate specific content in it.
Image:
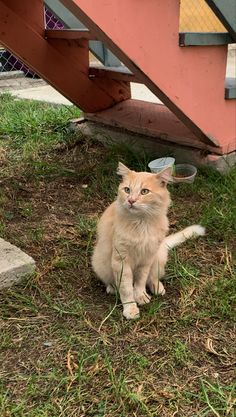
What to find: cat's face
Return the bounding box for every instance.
[117,162,171,215]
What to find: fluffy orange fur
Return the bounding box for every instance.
[92,162,205,319]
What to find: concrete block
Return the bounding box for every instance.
[0,78,46,93]
[0,70,24,80]
[206,152,236,174]
[0,238,35,290]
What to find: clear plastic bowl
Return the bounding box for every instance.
[173,164,197,183]
[148,157,175,173]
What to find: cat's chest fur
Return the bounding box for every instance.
[113,213,168,266]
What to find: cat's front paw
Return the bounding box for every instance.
[148,280,166,296]
[123,303,140,320]
[106,284,116,295]
[134,288,151,305]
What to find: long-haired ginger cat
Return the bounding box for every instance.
[92,162,205,319]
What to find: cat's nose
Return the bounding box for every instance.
[128,197,136,206]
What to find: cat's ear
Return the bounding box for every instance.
[117,162,130,177]
[157,166,173,186]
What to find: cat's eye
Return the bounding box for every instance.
[124,187,130,194]
[141,188,150,195]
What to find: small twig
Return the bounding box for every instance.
[6,315,49,321]
[67,349,74,377]
[98,300,118,332]
[205,338,228,357]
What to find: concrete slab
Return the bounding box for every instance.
[10,82,162,106]
[11,84,73,106]
[226,47,236,77]
[0,238,35,290]
[0,77,45,93]
[131,83,162,104]
[0,70,24,80]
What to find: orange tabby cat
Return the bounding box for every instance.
[92,162,205,319]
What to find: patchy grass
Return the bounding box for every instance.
[0,93,235,417]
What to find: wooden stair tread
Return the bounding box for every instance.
[45,29,96,40]
[89,64,139,82]
[89,64,132,74]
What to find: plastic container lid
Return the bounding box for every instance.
[148,157,175,173]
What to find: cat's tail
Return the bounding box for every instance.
[164,225,205,249]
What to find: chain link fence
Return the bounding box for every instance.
[180,0,226,32]
[0,8,64,77]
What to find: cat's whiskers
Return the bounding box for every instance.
[136,203,162,217]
